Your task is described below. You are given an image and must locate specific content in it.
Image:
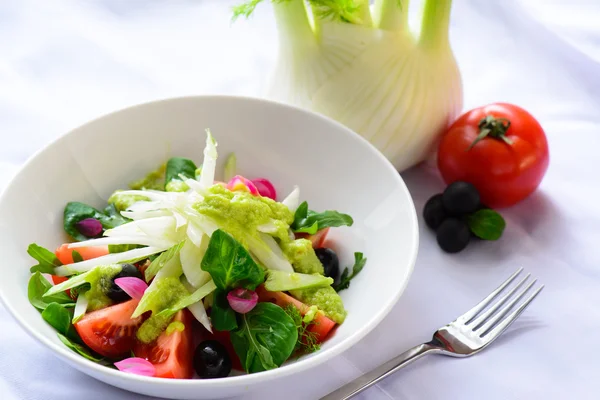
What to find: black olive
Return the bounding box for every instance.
[436,218,470,253]
[442,181,480,215]
[194,340,232,379]
[423,194,447,230]
[315,248,339,280]
[106,263,143,303]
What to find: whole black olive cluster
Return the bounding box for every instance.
[423,181,482,253]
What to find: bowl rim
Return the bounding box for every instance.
[0,94,419,390]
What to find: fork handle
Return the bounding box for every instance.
[320,343,437,400]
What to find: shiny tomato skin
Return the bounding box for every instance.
[437,103,549,208]
[133,310,194,379]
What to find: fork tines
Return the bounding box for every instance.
[458,268,544,339]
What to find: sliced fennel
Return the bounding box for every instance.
[223,153,237,182]
[180,237,211,289]
[265,270,333,291]
[72,290,89,323]
[234,0,462,172]
[199,129,218,189]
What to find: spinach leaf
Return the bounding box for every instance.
[333,252,367,292]
[56,333,109,364]
[201,229,265,291]
[28,243,62,274]
[63,202,129,241]
[165,157,197,187]
[71,250,84,263]
[230,302,298,373]
[28,272,74,310]
[467,209,506,240]
[210,289,238,331]
[41,303,80,342]
[292,201,353,233]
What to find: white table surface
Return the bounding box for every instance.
[1,0,599,399]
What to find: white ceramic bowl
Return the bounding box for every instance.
[0,96,418,399]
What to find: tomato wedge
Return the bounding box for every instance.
[256,286,336,342]
[133,310,194,379]
[55,243,109,264]
[74,299,143,358]
[295,227,330,249]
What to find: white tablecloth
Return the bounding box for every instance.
[1,1,599,399]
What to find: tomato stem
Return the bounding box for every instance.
[468,115,514,150]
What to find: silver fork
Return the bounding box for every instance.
[321,268,544,400]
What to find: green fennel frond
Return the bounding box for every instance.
[283,304,321,354]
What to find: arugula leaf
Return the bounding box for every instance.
[56,333,109,364]
[28,243,62,274]
[41,303,80,342]
[292,201,353,233]
[28,272,74,310]
[165,157,197,188]
[230,302,298,373]
[210,289,238,331]
[333,252,367,292]
[63,202,128,241]
[201,229,265,291]
[467,209,506,240]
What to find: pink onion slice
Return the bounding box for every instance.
[114,357,156,377]
[114,277,148,301]
[75,218,103,237]
[226,175,259,196]
[227,288,258,314]
[251,178,277,200]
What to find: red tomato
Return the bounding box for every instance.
[437,103,549,208]
[133,310,194,379]
[74,299,143,358]
[295,227,330,249]
[55,243,109,264]
[256,286,336,342]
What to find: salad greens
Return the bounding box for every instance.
[230,302,298,373]
[292,201,353,235]
[28,244,62,274]
[25,130,368,378]
[201,229,265,291]
[333,252,367,292]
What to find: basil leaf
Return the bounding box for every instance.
[56,333,109,364]
[41,303,80,342]
[210,289,238,331]
[467,209,506,240]
[165,157,197,188]
[230,302,298,373]
[64,202,128,241]
[292,201,353,232]
[28,243,62,274]
[201,229,265,291]
[333,252,367,292]
[28,272,74,310]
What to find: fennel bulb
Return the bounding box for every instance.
[234,0,463,172]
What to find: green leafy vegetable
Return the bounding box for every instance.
[201,229,265,291]
[72,250,84,263]
[165,157,197,188]
[467,209,506,240]
[230,302,298,373]
[292,201,353,234]
[283,304,320,354]
[144,241,185,282]
[63,202,128,241]
[28,272,74,310]
[108,244,144,253]
[28,243,62,274]
[264,270,333,292]
[210,289,238,331]
[333,252,367,292]
[41,303,80,342]
[56,333,108,364]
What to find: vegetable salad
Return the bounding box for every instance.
[26,130,366,379]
